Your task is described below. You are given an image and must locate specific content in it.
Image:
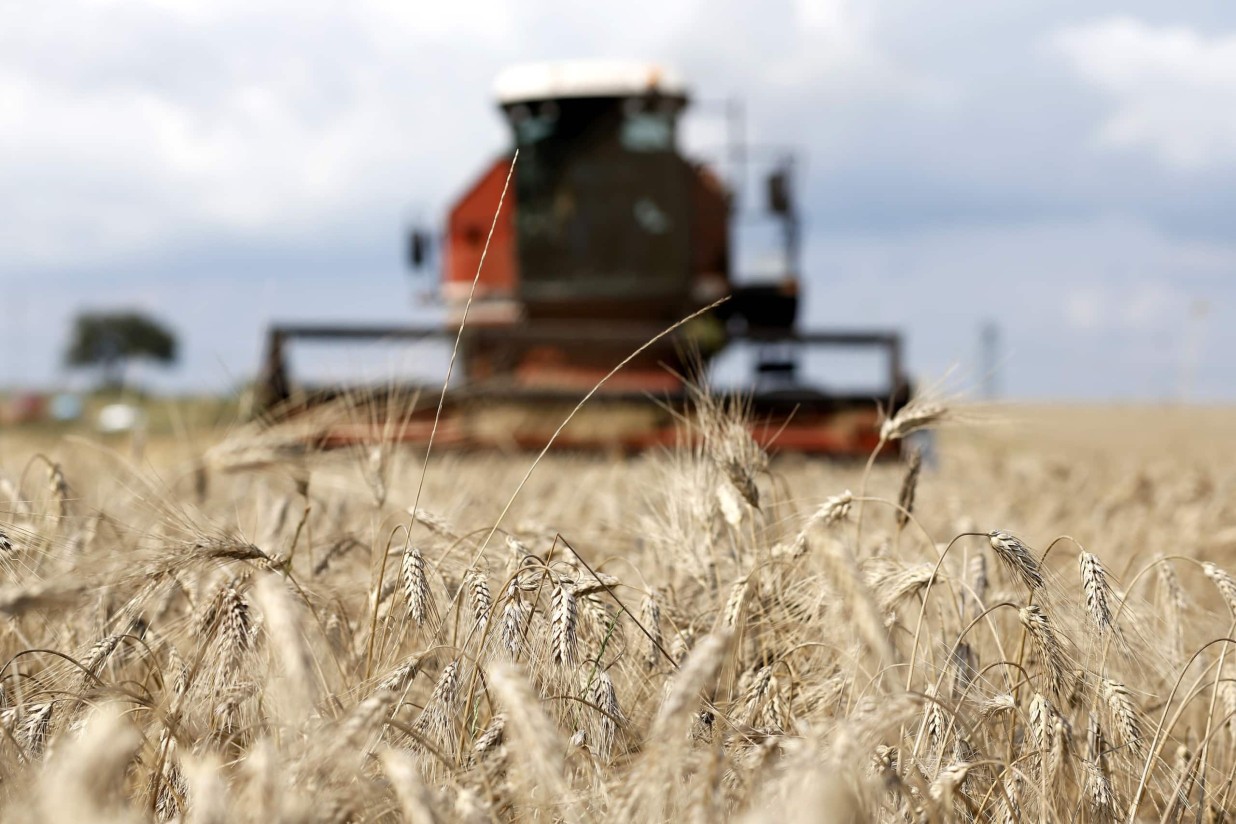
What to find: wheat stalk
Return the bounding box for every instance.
[1204,561,1236,615]
[1079,550,1115,633]
[401,545,432,626]
[896,448,922,529]
[465,568,493,635]
[590,670,623,761]
[638,591,663,670]
[550,580,578,668]
[1019,605,1071,699]
[880,399,948,442]
[988,530,1045,591]
[1100,678,1142,754]
[499,581,529,659]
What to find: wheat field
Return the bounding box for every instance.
[1,399,1235,822]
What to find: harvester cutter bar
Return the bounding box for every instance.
[256,322,909,457]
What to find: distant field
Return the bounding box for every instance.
[1,400,1234,820]
[942,403,1236,461]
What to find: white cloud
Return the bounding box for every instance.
[1053,17,1236,169]
[1063,286,1104,332]
[772,0,926,96]
[806,214,1236,399]
[1062,279,1189,333]
[0,0,928,275]
[0,0,518,272]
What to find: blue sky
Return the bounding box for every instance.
[2,0,1234,399]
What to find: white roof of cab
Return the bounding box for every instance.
[494,61,688,105]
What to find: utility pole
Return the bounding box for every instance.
[727,98,745,210]
[9,278,27,390]
[1179,299,1210,402]
[979,320,999,400]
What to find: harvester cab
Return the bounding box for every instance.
[257,60,910,454]
[421,62,741,394]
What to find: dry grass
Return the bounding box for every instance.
[0,400,1235,822]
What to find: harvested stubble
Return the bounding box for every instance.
[0,403,1235,822]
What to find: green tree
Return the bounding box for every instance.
[65,311,178,390]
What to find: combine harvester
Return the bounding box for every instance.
[255,61,910,455]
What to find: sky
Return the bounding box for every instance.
[2,0,1235,400]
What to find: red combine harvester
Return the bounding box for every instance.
[256,61,910,454]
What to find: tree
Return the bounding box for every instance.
[65,311,178,390]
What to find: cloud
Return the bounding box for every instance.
[6,1,1236,400]
[0,0,518,272]
[0,0,923,276]
[809,215,1236,399]
[1053,17,1236,169]
[1062,279,1189,333]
